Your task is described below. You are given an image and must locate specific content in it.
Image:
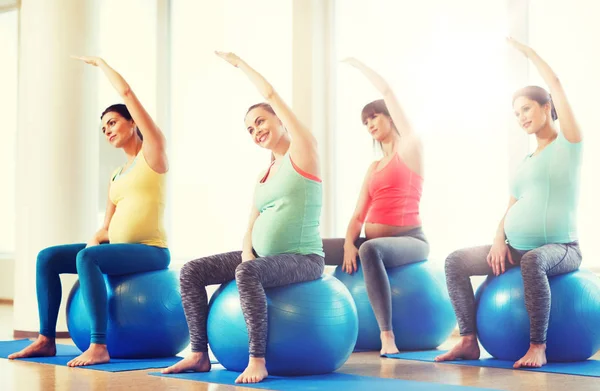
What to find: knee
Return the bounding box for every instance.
[444,250,467,275]
[358,241,380,267]
[179,261,203,286]
[235,261,258,283]
[520,252,546,274]
[36,246,62,273]
[75,248,95,271]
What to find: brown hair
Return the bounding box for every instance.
[246,103,279,163]
[512,86,558,121]
[361,99,399,151]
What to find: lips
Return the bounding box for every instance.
[522,121,532,129]
[257,132,269,144]
[109,135,116,142]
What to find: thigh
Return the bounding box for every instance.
[37,243,87,274]
[238,254,324,289]
[323,238,367,265]
[445,245,497,276]
[361,236,429,268]
[77,243,170,275]
[523,242,582,276]
[183,251,242,285]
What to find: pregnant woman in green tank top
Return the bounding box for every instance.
[436,37,583,369]
[162,52,325,384]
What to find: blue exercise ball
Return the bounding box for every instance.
[207,275,358,376]
[333,261,456,351]
[66,269,190,358]
[477,268,600,361]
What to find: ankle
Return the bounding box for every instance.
[37,335,55,344]
[249,356,266,365]
[381,330,395,338]
[461,334,478,343]
[530,342,546,350]
[89,343,108,350]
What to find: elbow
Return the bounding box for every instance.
[121,85,133,98]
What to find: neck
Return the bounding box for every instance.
[380,132,400,157]
[270,134,291,161]
[122,136,142,160]
[535,122,558,150]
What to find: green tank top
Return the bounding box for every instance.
[251,153,324,257]
[504,132,582,250]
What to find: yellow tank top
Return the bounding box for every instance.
[108,151,167,248]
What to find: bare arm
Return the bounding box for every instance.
[342,58,415,140]
[344,162,377,247]
[494,196,518,244]
[72,56,169,172]
[242,205,260,260]
[215,51,319,177]
[89,178,117,246]
[507,38,582,143]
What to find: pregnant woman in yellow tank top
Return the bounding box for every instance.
[8,56,170,367]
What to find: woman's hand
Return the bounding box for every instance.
[71,55,105,67]
[487,239,514,276]
[342,243,359,274]
[506,37,533,57]
[215,51,243,68]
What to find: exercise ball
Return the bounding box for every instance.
[66,269,190,358]
[477,267,600,361]
[207,275,358,375]
[333,260,456,351]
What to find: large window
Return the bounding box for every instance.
[170,0,292,261]
[0,9,18,254]
[529,0,600,269]
[333,0,509,262]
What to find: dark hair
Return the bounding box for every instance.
[512,86,558,121]
[100,104,143,140]
[245,102,276,118]
[361,99,391,125]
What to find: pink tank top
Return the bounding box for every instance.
[363,154,423,227]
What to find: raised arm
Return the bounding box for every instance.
[507,37,582,143]
[215,51,319,177]
[72,55,169,172]
[342,57,415,140]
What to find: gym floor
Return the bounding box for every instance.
[0,304,597,391]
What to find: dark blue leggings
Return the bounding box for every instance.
[36,243,170,344]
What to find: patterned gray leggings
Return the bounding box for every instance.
[445,242,582,343]
[179,251,324,357]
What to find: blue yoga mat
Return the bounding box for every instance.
[0,340,186,372]
[150,365,504,390]
[384,350,600,378]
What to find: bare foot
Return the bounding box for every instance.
[513,343,547,368]
[235,357,268,384]
[8,335,57,359]
[380,330,400,355]
[66,343,110,367]
[435,335,480,362]
[161,352,212,374]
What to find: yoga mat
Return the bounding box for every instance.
[0,340,188,372]
[150,366,504,390]
[384,350,600,378]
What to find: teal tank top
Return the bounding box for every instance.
[251,153,324,257]
[504,133,582,250]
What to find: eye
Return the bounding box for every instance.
[257,119,264,125]
[248,128,254,135]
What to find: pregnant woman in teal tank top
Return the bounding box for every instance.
[162,52,325,384]
[436,38,583,369]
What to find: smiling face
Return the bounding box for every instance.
[512,96,552,135]
[101,111,137,148]
[244,106,285,150]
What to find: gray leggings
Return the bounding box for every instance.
[445,242,582,344]
[323,227,430,332]
[179,251,324,357]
